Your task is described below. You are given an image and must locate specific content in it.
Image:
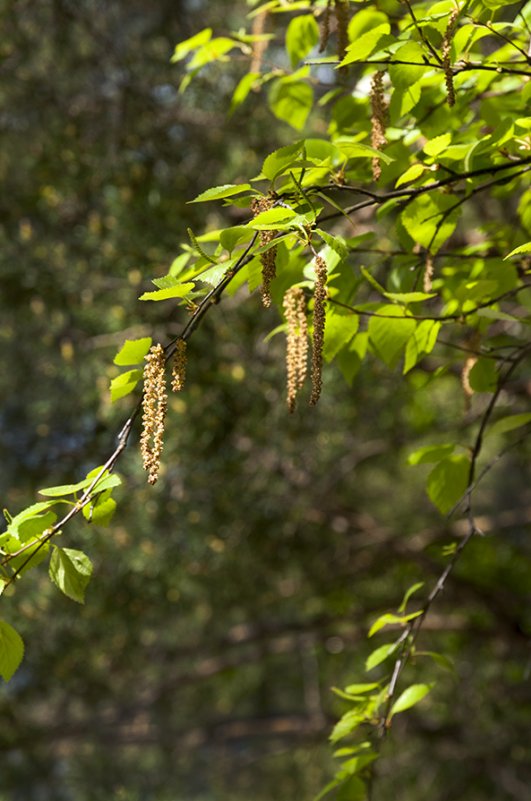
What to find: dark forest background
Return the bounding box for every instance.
[0,2,530,799]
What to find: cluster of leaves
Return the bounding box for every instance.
[1,0,530,798]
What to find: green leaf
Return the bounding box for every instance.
[403,320,441,374]
[407,443,455,465]
[468,358,498,393]
[84,467,122,494]
[389,82,421,120]
[323,309,359,362]
[261,141,304,181]
[368,611,421,637]
[395,163,426,188]
[286,14,319,68]
[110,369,143,402]
[335,138,394,165]
[398,582,424,613]
[427,455,470,514]
[249,206,297,229]
[366,642,397,671]
[330,710,365,743]
[315,229,349,259]
[187,37,238,70]
[384,291,436,303]
[368,306,416,368]
[189,183,252,203]
[268,77,313,131]
[340,24,391,65]
[504,241,531,259]
[390,683,433,716]
[82,497,117,527]
[18,510,57,542]
[113,337,152,366]
[220,225,253,253]
[139,282,195,301]
[401,193,460,252]
[49,546,93,604]
[170,28,212,63]
[39,469,121,498]
[419,651,456,674]
[388,43,426,89]
[343,682,380,695]
[487,413,531,438]
[348,8,389,41]
[423,134,452,158]
[0,620,24,682]
[4,501,59,545]
[230,72,260,113]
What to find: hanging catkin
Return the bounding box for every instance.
[250,8,269,74]
[171,338,187,392]
[370,71,387,181]
[319,0,332,53]
[283,286,308,412]
[334,0,349,63]
[252,196,278,307]
[423,252,434,293]
[140,343,167,485]
[442,7,459,107]
[310,256,328,406]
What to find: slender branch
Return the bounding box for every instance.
[401,0,443,64]
[375,342,530,738]
[328,283,529,323]
[316,157,531,223]
[362,58,531,77]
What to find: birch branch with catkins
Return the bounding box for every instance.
[310,256,328,406]
[140,343,168,485]
[252,196,278,308]
[442,7,459,107]
[283,286,309,413]
[370,71,387,181]
[171,338,187,393]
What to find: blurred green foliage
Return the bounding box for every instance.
[0,1,530,800]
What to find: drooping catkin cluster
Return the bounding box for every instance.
[442,7,459,107]
[423,252,434,293]
[140,343,168,485]
[310,256,328,406]
[283,287,309,413]
[319,0,332,53]
[334,1,350,63]
[171,338,187,393]
[250,9,269,74]
[252,196,278,307]
[370,71,387,181]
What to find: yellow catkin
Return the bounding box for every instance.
[461,354,477,406]
[423,252,434,293]
[370,71,387,181]
[283,286,309,412]
[252,196,278,307]
[319,0,332,53]
[140,343,167,485]
[334,0,349,63]
[250,9,269,74]
[171,338,187,392]
[442,7,459,107]
[310,256,328,406]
